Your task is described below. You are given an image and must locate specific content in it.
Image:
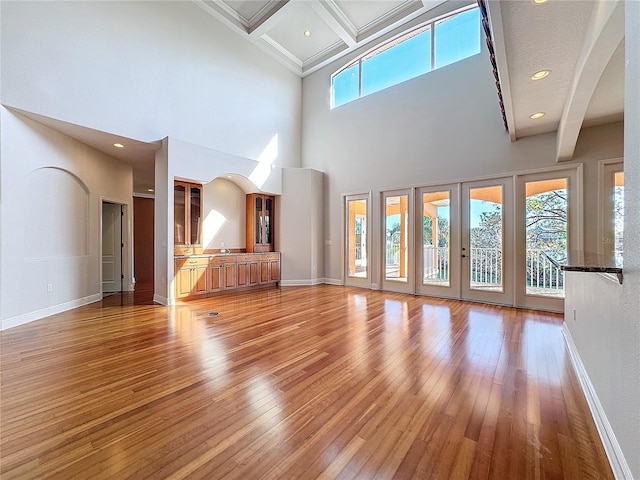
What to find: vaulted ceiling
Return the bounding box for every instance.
[197,0,625,162]
[195,0,449,76]
[17,0,625,193]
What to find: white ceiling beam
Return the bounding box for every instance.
[556,0,624,162]
[249,0,292,37]
[194,0,249,34]
[486,0,516,141]
[310,0,357,47]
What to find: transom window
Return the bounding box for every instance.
[331,6,481,108]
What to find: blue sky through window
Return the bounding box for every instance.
[435,8,481,69]
[333,63,359,108]
[362,29,431,97]
[331,6,480,108]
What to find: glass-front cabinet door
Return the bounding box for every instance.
[246,193,275,252]
[174,180,202,255]
[189,185,201,246]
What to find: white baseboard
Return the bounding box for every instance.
[153,294,171,306]
[321,278,343,286]
[562,323,634,480]
[279,278,326,286]
[1,293,102,331]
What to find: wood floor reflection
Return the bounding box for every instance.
[0,285,613,479]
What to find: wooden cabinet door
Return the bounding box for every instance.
[192,265,208,295]
[210,264,223,292]
[260,260,270,284]
[223,263,237,290]
[248,261,260,286]
[269,259,280,283]
[175,266,192,297]
[237,262,248,288]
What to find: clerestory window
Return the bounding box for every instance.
[331,5,481,108]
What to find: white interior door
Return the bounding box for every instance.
[102,202,123,293]
[416,184,460,298]
[461,178,514,306]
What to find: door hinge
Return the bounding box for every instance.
[121,274,125,279]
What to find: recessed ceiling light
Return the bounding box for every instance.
[226,175,232,179]
[113,143,125,148]
[531,69,551,80]
[304,30,312,37]
[148,188,154,192]
[533,0,549,4]
[530,112,545,119]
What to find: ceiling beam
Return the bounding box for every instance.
[486,0,516,141]
[249,0,292,37]
[556,0,624,162]
[310,0,357,47]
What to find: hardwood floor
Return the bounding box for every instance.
[0,285,613,479]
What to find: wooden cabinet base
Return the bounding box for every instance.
[175,253,279,300]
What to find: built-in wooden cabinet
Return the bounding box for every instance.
[237,255,261,288]
[175,253,279,299]
[260,253,280,284]
[174,181,203,256]
[174,257,209,298]
[246,194,275,253]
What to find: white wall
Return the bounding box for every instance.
[0,108,133,329]
[156,137,284,302]
[302,35,624,282]
[565,3,640,478]
[0,0,302,168]
[202,178,245,251]
[280,168,324,284]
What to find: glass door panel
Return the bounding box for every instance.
[382,190,413,293]
[524,178,567,298]
[265,197,273,245]
[469,185,503,292]
[422,191,450,287]
[346,195,369,287]
[516,168,579,312]
[462,179,513,305]
[384,194,409,282]
[416,185,460,299]
[189,186,201,245]
[255,196,263,244]
[601,162,624,267]
[174,184,186,245]
[613,171,624,266]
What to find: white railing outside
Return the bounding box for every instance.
[526,249,564,293]
[385,244,567,296]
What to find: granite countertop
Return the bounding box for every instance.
[174,252,270,259]
[560,264,623,284]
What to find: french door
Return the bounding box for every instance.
[346,170,577,312]
[381,189,414,293]
[416,184,460,298]
[515,169,579,311]
[345,193,371,288]
[461,178,514,305]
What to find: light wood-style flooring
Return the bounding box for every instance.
[0,285,613,479]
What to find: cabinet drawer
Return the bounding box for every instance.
[175,257,209,269]
[210,255,237,266]
[260,253,280,261]
[236,255,259,263]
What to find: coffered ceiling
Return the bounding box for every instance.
[195,0,448,76]
[16,0,626,194]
